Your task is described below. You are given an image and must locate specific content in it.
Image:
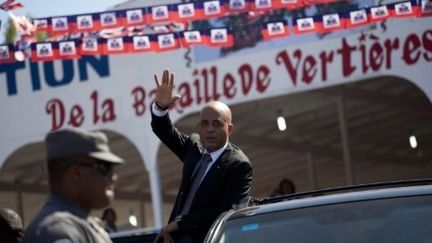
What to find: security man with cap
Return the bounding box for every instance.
[22,128,124,243]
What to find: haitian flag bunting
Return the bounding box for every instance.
[0,44,15,64]
[388,1,419,18]
[344,9,368,28]
[80,37,100,55]
[58,40,80,59]
[148,5,171,24]
[32,18,48,31]
[31,42,55,62]
[227,0,250,14]
[74,14,96,32]
[106,37,129,54]
[100,12,124,29]
[318,13,345,33]
[206,28,234,47]
[49,17,70,35]
[274,0,303,10]
[202,0,226,18]
[261,20,289,40]
[420,0,432,17]
[124,8,146,27]
[171,3,200,22]
[180,30,206,47]
[156,33,179,51]
[368,5,390,23]
[131,35,156,52]
[293,16,319,34]
[249,0,273,12]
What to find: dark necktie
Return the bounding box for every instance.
[181,153,212,215]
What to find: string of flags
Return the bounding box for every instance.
[0,0,431,63]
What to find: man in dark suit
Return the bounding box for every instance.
[152,69,253,243]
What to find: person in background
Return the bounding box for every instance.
[0,208,23,243]
[101,207,118,233]
[23,128,125,243]
[271,178,296,196]
[151,69,253,243]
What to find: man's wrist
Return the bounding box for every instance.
[155,101,168,111]
[175,215,183,229]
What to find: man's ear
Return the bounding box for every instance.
[67,165,84,181]
[228,123,234,135]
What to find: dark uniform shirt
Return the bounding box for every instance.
[22,193,112,243]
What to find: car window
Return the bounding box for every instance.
[216,195,432,243]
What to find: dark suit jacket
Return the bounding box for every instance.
[151,110,253,242]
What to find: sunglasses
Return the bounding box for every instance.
[75,160,115,177]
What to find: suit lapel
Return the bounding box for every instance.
[194,144,233,197]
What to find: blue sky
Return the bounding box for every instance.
[0,0,125,43]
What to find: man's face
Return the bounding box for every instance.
[76,158,117,209]
[198,106,233,152]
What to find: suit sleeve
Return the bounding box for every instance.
[179,160,253,233]
[151,107,189,162]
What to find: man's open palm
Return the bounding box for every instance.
[154,69,181,109]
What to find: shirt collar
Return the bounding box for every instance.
[47,193,89,219]
[204,143,228,162]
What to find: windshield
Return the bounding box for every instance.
[216,195,432,243]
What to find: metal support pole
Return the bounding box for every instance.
[307,150,317,190]
[149,163,164,228]
[337,97,354,185]
[140,196,146,227]
[15,180,24,225]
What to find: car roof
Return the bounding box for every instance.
[229,181,432,219]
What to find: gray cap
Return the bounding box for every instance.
[45,128,124,164]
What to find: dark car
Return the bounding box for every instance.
[205,179,432,243]
[110,179,432,243]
